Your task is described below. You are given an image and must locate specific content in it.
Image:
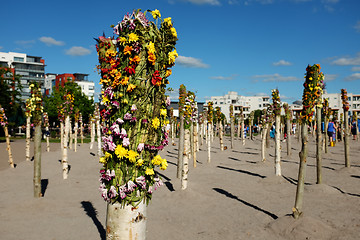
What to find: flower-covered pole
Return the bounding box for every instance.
[69,117,73,150]
[94,103,102,156]
[89,114,95,149]
[61,93,74,179]
[198,113,204,146]
[283,103,292,156]
[323,98,330,153]
[215,107,224,151]
[43,112,50,152]
[79,113,84,144]
[261,106,272,162]
[177,84,186,179]
[341,89,350,167]
[240,107,245,145]
[293,64,323,219]
[271,88,282,176]
[207,101,213,163]
[74,109,80,152]
[315,71,325,184]
[0,106,14,168]
[96,9,177,239]
[28,82,43,197]
[169,107,175,145]
[230,105,235,149]
[249,111,254,140]
[25,99,31,162]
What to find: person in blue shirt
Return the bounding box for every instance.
[327,119,337,145]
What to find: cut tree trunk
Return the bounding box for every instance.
[90,120,95,149]
[231,117,234,149]
[261,123,268,162]
[207,123,211,163]
[241,118,245,146]
[293,123,308,219]
[26,116,31,161]
[33,123,42,198]
[80,122,84,144]
[275,115,281,176]
[286,119,291,156]
[45,126,50,152]
[193,123,198,167]
[344,111,350,167]
[97,119,101,156]
[60,122,64,150]
[4,126,14,168]
[219,121,224,151]
[182,128,190,190]
[62,115,70,179]
[316,106,322,184]
[74,122,78,152]
[177,117,184,179]
[106,201,147,240]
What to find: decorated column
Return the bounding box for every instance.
[74,110,80,152]
[177,84,186,179]
[207,102,213,163]
[261,106,272,162]
[271,89,282,176]
[96,9,177,240]
[293,64,324,219]
[315,71,325,184]
[0,106,14,168]
[230,105,235,149]
[283,103,292,156]
[25,101,31,162]
[43,112,50,152]
[323,98,330,153]
[216,107,224,151]
[79,113,84,144]
[90,115,95,149]
[341,89,350,167]
[95,103,102,156]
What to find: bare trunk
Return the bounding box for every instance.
[344,111,350,167]
[237,118,241,140]
[177,117,184,179]
[286,119,291,156]
[182,129,190,190]
[60,122,64,150]
[261,123,268,162]
[231,117,235,149]
[4,127,14,168]
[241,118,245,146]
[74,122,78,152]
[316,106,322,184]
[62,115,70,179]
[80,121,84,144]
[26,116,31,161]
[207,123,211,163]
[97,119,101,156]
[266,124,271,148]
[293,123,308,219]
[33,123,42,197]
[45,126,50,152]
[211,123,214,143]
[219,121,224,151]
[171,121,175,145]
[275,115,281,176]
[193,123,198,167]
[106,201,146,240]
[90,120,95,149]
[324,118,328,153]
[297,122,301,143]
[69,120,73,150]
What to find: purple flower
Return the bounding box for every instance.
[124,113,132,120]
[141,119,148,124]
[131,104,137,111]
[110,124,120,136]
[102,135,116,152]
[116,118,124,125]
[147,185,153,194]
[122,137,130,147]
[127,180,137,192]
[119,184,127,199]
[112,101,120,109]
[131,117,137,122]
[120,128,127,138]
[137,143,144,152]
[134,11,149,27]
[108,185,118,198]
[99,183,109,201]
[113,23,121,35]
[136,176,146,189]
[154,177,164,191]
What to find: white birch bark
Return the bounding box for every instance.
[193,123,197,168]
[4,127,14,168]
[80,120,84,144]
[241,117,245,146]
[26,116,31,161]
[171,121,175,145]
[97,119,101,156]
[275,115,281,176]
[74,121,78,152]
[69,119,73,150]
[62,115,70,179]
[106,201,147,240]
[207,123,211,163]
[90,119,95,149]
[45,126,50,152]
[60,122,64,150]
[261,123,269,162]
[182,128,190,190]
[219,121,224,151]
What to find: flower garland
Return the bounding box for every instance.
[323,98,330,120]
[183,91,197,129]
[26,82,43,124]
[271,89,281,116]
[300,64,325,124]
[261,106,273,125]
[0,106,8,127]
[96,9,177,206]
[341,89,349,112]
[207,101,214,123]
[283,103,291,120]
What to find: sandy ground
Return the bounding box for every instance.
[0,135,359,240]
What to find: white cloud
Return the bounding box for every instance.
[354,21,360,33]
[273,60,292,66]
[332,52,360,65]
[351,66,360,71]
[65,46,91,56]
[15,40,35,48]
[344,73,360,82]
[184,0,221,5]
[324,74,337,81]
[210,74,237,80]
[228,0,239,4]
[39,36,65,46]
[252,73,300,82]
[176,55,209,68]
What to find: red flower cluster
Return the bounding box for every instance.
[151,70,162,86]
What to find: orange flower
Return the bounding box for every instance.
[148,52,156,65]
[127,84,136,92]
[129,55,141,65]
[124,45,133,55]
[120,77,129,85]
[165,69,172,77]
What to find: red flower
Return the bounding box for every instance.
[151,71,162,86]
[124,66,135,75]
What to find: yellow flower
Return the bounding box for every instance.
[129,55,141,65]
[147,42,155,53]
[152,117,160,129]
[151,9,161,19]
[127,84,136,92]
[137,158,144,167]
[115,145,128,160]
[120,77,129,85]
[170,27,177,38]
[123,99,128,104]
[105,49,117,58]
[99,151,112,164]
[165,69,172,77]
[160,109,167,117]
[126,150,138,163]
[148,52,156,65]
[168,49,178,65]
[145,167,155,175]
[119,37,127,45]
[123,45,133,55]
[151,155,163,165]
[128,33,139,42]
[99,157,107,164]
[160,158,168,170]
[164,17,172,26]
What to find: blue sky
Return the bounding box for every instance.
[1,0,360,103]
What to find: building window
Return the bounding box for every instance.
[348,97,351,101]
[14,57,24,62]
[89,86,94,90]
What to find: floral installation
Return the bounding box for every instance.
[261,105,273,126]
[207,101,214,124]
[300,64,325,124]
[96,9,177,206]
[43,112,49,128]
[0,106,8,127]
[229,104,234,121]
[26,82,43,124]
[183,91,197,129]
[271,88,281,116]
[179,84,187,118]
[283,103,292,121]
[341,89,349,112]
[323,98,331,120]
[58,93,74,122]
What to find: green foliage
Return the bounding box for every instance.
[43,81,94,124]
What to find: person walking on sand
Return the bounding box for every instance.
[351,119,357,140]
[327,119,336,146]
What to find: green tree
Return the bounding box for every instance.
[43,81,94,125]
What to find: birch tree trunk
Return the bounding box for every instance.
[177,117,184,179]
[193,124,198,167]
[286,119,291,156]
[219,121,224,151]
[45,126,50,152]
[106,202,147,240]
[207,123,211,163]
[324,118,328,153]
[4,127,14,168]
[344,111,350,167]
[69,120,73,150]
[293,123,308,219]
[74,122,78,152]
[241,117,245,146]
[316,106,323,184]
[261,123,268,162]
[237,118,241,140]
[200,123,204,146]
[266,123,271,148]
[90,120,95,149]
[274,115,281,176]
[182,128,190,190]
[62,115,70,179]
[97,119,101,156]
[171,121,175,146]
[231,116,235,149]
[33,122,42,197]
[60,122,64,150]
[26,116,31,161]
[80,122,84,144]
[211,122,214,143]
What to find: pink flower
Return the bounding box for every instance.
[166,96,171,106]
[137,143,144,152]
[127,180,137,192]
[120,128,127,138]
[131,104,137,111]
[122,137,130,147]
[108,185,118,198]
[136,176,146,189]
[119,185,127,199]
[110,124,120,136]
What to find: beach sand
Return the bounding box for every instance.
[0,135,359,239]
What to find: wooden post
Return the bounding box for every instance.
[33,122,42,197]
[182,128,190,190]
[62,115,70,179]
[261,123,268,162]
[274,114,281,176]
[316,105,322,184]
[4,127,15,168]
[26,116,31,161]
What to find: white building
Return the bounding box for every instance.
[76,80,95,99]
[323,90,360,118]
[207,91,271,121]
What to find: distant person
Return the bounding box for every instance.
[327,120,336,146]
[351,119,357,140]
